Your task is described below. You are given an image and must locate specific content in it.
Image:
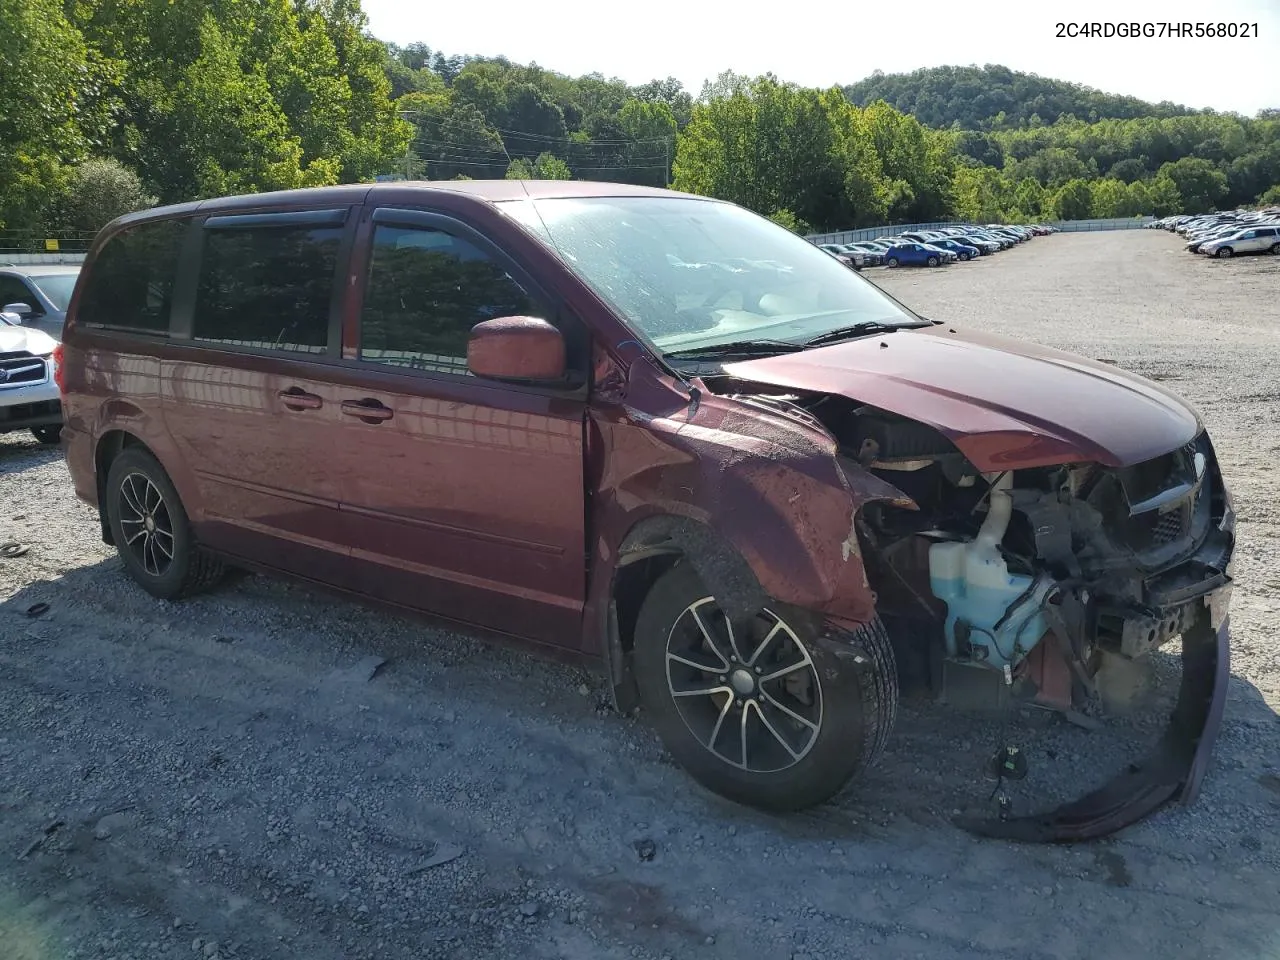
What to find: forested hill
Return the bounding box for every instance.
[843,65,1204,129]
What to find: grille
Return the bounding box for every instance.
[0,351,47,387]
[1150,506,1189,545]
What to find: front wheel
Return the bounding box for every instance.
[1270,243,1280,255]
[959,253,970,261]
[30,424,62,445]
[633,563,898,811]
[105,447,226,600]
[886,257,899,268]
[1216,246,1234,258]
[927,256,940,267]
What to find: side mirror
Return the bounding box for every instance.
[467,316,567,383]
[2,302,33,319]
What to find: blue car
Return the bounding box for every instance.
[881,241,949,268]
[932,239,981,261]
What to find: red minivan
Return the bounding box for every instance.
[59,182,1235,841]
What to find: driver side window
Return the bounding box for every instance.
[359,225,538,377]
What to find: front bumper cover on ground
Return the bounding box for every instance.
[954,605,1229,843]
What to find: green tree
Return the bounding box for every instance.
[52,158,157,233]
[1011,177,1047,219]
[505,152,571,179]
[1089,178,1128,218]
[767,209,809,233]
[0,0,98,228]
[1258,185,1280,205]
[1157,157,1228,213]
[952,167,1010,222]
[1146,175,1183,216]
[1050,179,1094,220]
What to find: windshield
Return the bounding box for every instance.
[499,196,918,355]
[30,273,79,311]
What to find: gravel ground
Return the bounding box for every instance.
[2,229,1279,960]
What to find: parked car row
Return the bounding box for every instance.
[1148,209,1280,258]
[816,223,1055,269]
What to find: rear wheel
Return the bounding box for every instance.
[30,425,61,445]
[1270,242,1280,255]
[633,563,897,811]
[1216,246,1234,258]
[105,447,225,600]
[886,257,899,268]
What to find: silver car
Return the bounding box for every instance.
[1199,225,1280,257]
[0,264,81,340]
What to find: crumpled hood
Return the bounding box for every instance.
[0,322,56,357]
[723,325,1201,470]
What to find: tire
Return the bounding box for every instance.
[632,562,898,812]
[959,253,970,261]
[105,446,225,600]
[927,256,940,267]
[30,424,62,445]
[1216,246,1233,258]
[1270,243,1280,255]
[886,257,899,268]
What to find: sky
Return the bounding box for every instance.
[362,0,1280,117]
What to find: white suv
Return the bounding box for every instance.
[1200,225,1280,257]
[0,309,62,444]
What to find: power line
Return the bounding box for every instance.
[411,157,669,172]
[399,110,674,147]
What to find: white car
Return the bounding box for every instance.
[0,309,62,444]
[0,264,80,341]
[1200,225,1280,257]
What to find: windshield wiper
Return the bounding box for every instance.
[663,339,805,361]
[804,319,927,347]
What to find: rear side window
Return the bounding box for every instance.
[77,220,185,335]
[359,224,536,376]
[192,224,343,354]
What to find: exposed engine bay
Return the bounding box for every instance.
[703,377,1235,841]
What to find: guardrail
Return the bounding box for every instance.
[0,252,88,266]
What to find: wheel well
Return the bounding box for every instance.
[607,551,682,713]
[94,430,148,545]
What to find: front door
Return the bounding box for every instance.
[161,207,356,584]
[333,208,588,647]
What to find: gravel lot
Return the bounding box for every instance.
[2,229,1278,960]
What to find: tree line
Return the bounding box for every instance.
[3,0,1277,240]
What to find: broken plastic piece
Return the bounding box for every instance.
[955,609,1228,843]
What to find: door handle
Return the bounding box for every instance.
[278,388,322,410]
[341,399,394,423]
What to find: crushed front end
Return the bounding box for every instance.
[703,374,1236,842]
[848,417,1235,841]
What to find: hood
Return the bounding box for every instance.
[722,325,1200,471]
[0,322,57,357]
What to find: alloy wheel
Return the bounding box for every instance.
[664,597,823,774]
[117,471,175,577]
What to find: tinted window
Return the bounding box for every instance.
[0,277,36,313]
[359,224,535,376]
[192,225,342,354]
[76,220,184,334]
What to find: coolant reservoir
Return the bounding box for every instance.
[928,476,1050,671]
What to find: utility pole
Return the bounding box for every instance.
[664,136,671,187]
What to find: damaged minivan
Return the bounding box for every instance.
[58,182,1234,841]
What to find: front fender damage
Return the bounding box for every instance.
[595,359,1233,843]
